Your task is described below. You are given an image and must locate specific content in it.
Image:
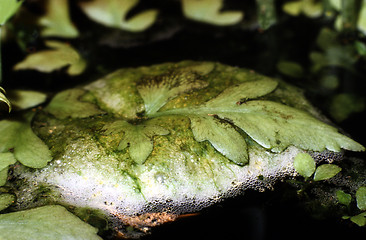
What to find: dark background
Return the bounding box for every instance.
[2,0,366,239]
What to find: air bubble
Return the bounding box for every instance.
[154,173,166,184]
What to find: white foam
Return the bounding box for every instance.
[18,134,302,216]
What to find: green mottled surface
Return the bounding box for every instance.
[7,61,364,237]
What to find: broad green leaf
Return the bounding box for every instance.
[14,41,86,75]
[293,153,316,178]
[213,101,363,153]
[0,152,16,171]
[0,0,23,25]
[190,116,248,165]
[0,87,11,113]
[0,205,102,240]
[313,164,342,181]
[0,193,15,211]
[151,79,364,165]
[204,78,278,107]
[0,167,9,186]
[0,151,14,186]
[103,120,169,164]
[38,0,79,38]
[182,0,243,26]
[45,89,104,119]
[79,0,158,32]
[356,186,366,210]
[138,69,209,115]
[336,190,352,206]
[0,112,52,168]
[7,90,47,110]
[350,212,366,227]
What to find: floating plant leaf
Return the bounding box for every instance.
[45,89,104,119]
[0,87,11,113]
[0,167,9,186]
[276,61,304,78]
[350,212,366,227]
[14,41,86,75]
[79,0,158,32]
[0,152,16,186]
[190,116,248,165]
[0,152,14,186]
[0,0,23,26]
[282,0,323,18]
[182,0,243,26]
[0,152,16,172]
[137,69,209,115]
[38,0,79,38]
[356,186,366,211]
[313,164,342,181]
[0,205,102,240]
[0,112,52,168]
[7,90,47,110]
[0,193,15,211]
[293,153,316,178]
[336,190,352,206]
[151,78,364,164]
[103,120,169,164]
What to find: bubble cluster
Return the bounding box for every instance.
[13,131,306,219]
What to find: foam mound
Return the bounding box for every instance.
[11,61,355,237]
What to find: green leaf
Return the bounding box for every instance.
[137,66,210,115]
[356,186,366,211]
[151,78,364,165]
[0,167,9,186]
[0,193,15,211]
[14,41,86,75]
[103,120,169,164]
[190,116,248,165]
[293,153,316,178]
[79,0,158,32]
[182,0,243,26]
[282,1,302,16]
[45,89,104,119]
[350,212,366,227]
[38,0,79,38]
[313,164,342,181]
[0,152,14,186]
[282,0,323,18]
[0,112,52,168]
[336,190,352,206]
[0,0,23,25]
[276,61,304,78]
[7,90,47,110]
[0,152,16,171]
[0,87,11,113]
[0,205,102,240]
